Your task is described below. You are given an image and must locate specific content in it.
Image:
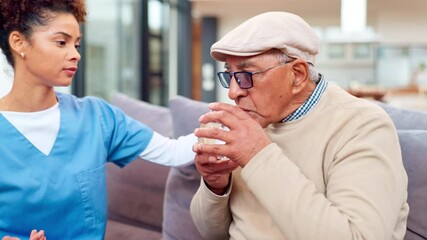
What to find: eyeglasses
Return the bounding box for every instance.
[217,60,293,89]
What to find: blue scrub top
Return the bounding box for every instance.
[0,93,153,239]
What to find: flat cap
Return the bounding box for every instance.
[211,11,320,63]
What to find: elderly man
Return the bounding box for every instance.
[191,12,409,240]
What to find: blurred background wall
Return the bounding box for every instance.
[1,0,426,109]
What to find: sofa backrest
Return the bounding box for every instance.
[377,101,427,130]
[107,93,172,231]
[110,93,174,137]
[377,103,427,239]
[398,130,427,239]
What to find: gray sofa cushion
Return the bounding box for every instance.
[168,95,209,137]
[162,96,209,240]
[377,102,427,130]
[106,93,172,238]
[398,130,427,240]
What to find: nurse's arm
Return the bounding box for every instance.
[138,132,196,166]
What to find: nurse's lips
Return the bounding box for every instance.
[64,67,77,76]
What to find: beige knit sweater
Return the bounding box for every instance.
[190,83,409,240]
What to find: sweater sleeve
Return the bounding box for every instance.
[190,178,233,240]
[241,114,408,240]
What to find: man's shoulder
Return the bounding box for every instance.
[325,83,385,111]
[319,82,391,126]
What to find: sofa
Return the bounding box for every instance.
[105,94,207,240]
[104,93,427,240]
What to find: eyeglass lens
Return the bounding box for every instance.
[218,72,253,89]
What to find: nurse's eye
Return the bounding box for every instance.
[56,41,66,47]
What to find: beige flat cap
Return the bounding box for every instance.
[211,11,319,63]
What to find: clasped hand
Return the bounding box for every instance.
[193,102,271,194]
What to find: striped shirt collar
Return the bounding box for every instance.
[281,75,327,122]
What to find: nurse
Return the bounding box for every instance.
[0,1,195,239]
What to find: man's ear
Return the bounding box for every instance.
[290,60,310,94]
[9,31,27,55]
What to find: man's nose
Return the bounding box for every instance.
[228,76,247,100]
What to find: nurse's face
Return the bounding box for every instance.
[15,12,81,88]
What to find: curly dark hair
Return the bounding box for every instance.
[0,0,87,67]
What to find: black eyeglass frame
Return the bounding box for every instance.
[217,59,295,89]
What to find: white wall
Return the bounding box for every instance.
[376,10,427,45]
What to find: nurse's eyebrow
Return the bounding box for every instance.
[52,31,82,41]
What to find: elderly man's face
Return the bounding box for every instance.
[224,51,298,128]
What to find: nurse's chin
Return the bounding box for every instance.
[54,80,73,88]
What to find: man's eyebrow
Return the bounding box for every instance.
[224,61,252,70]
[236,61,251,69]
